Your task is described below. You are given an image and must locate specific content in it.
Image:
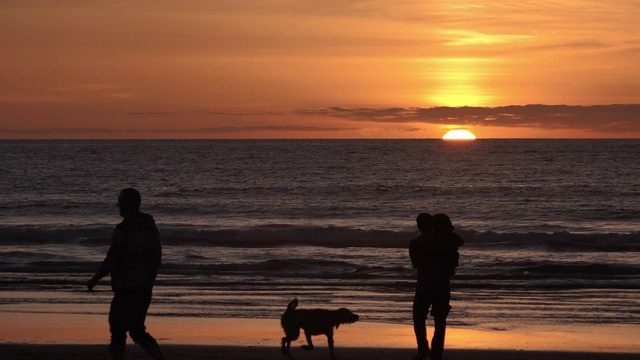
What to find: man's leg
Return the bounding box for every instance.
[429,288,451,360]
[127,289,165,360]
[430,315,447,360]
[412,289,431,359]
[108,293,127,360]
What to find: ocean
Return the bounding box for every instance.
[0,139,639,331]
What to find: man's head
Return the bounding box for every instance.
[416,212,432,233]
[118,188,141,217]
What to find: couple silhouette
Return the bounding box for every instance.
[409,213,464,360]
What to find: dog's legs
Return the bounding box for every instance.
[300,331,315,351]
[326,330,336,360]
[281,337,292,359]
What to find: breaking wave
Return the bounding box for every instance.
[0,224,638,252]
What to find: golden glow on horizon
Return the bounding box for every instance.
[443,129,477,140]
[429,90,489,107]
[422,58,495,107]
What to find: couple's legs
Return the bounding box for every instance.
[430,316,447,360]
[412,291,430,355]
[412,287,450,360]
[109,290,165,360]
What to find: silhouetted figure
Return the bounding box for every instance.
[409,213,463,360]
[87,188,165,360]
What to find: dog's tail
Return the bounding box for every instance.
[286,298,298,311]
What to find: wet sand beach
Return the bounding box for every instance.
[1,313,638,359]
[2,344,639,360]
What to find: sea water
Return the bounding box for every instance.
[0,140,638,330]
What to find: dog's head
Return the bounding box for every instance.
[334,308,359,329]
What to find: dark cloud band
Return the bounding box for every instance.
[295,104,640,133]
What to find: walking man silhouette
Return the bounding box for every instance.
[87,188,165,360]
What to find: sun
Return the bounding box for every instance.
[442,129,477,140]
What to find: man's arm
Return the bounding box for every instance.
[409,239,419,268]
[409,238,429,269]
[87,227,121,290]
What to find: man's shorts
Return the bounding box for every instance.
[413,285,451,319]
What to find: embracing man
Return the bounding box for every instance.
[409,213,463,360]
[87,188,165,360]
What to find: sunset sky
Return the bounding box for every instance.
[1,0,639,139]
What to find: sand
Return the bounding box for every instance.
[0,313,638,359]
[1,344,640,360]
